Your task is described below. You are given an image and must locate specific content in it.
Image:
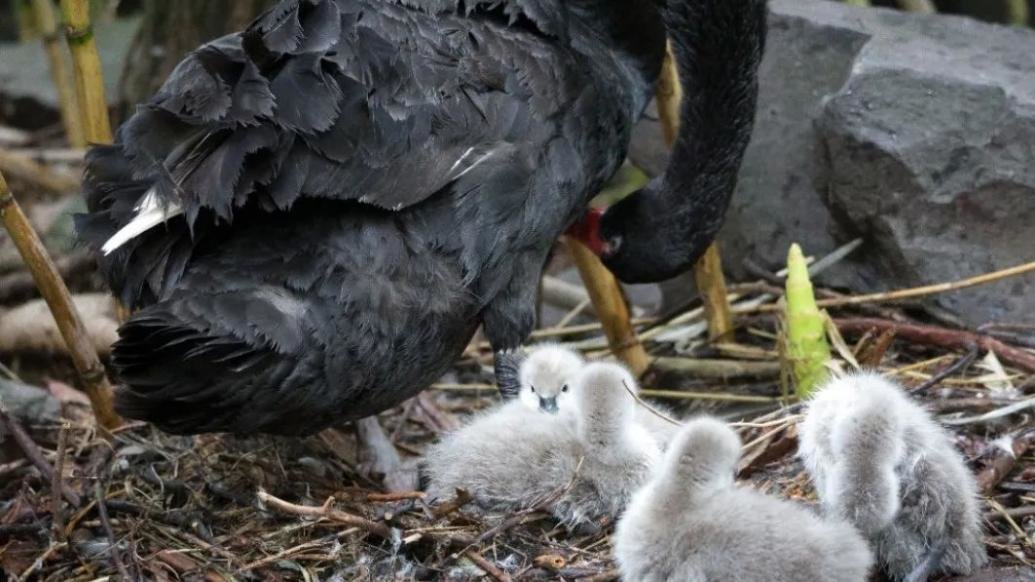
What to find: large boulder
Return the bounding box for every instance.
[631,0,1035,326]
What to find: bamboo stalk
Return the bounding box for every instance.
[657,42,734,342]
[895,0,935,13]
[16,0,40,41]
[566,238,649,376]
[843,0,872,6]
[1005,0,1029,25]
[31,0,85,148]
[60,0,112,144]
[0,170,121,431]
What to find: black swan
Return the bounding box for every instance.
[594,0,767,283]
[76,0,763,440]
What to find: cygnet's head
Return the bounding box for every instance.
[573,362,638,446]
[518,345,585,414]
[660,417,741,495]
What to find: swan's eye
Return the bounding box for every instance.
[530,385,536,393]
[605,235,623,255]
[561,384,569,393]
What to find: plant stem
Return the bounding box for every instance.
[1005,0,1029,25]
[896,0,936,13]
[0,171,121,431]
[31,0,85,148]
[60,0,112,144]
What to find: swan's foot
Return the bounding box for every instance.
[355,415,419,493]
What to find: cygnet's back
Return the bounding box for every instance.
[424,400,577,509]
[615,417,873,582]
[545,362,661,527]
[517,344,585,415]
[798,372,987,580]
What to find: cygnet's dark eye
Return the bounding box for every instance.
[530,385,536,393]
[561,384,569,393]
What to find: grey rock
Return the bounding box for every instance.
[631,0,1035,325]
[0,378,61,429]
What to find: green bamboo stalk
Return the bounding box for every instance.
[0,170,121,431]
[60,0,113,144]
[1005,0,1029,25]
[896,0,936,13]
[784,244,831,399]
[16,0,41,41]
[843,0,872,7]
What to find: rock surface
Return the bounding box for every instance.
[632,0,1035,325]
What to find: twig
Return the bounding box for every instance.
[0,402,81,505]
[983,505,1035,522]
[367,491,426,502]
[652,357,780,380]
[834,318,1035,373]
[30,0,84,147]
[741,261,1035,315]
[0,251,98,304]
[855,328,896,367]
[622,380,680,426]
[256,490,395,539]
[638,389,782,404]
[976,431,1035,494]
[60,0,113,144]
[431,489,474,520]
[909,345,979,394]
[50,421,69,541]
[465,550,511,582]
[0,149,80,194]
[16,541,67,581]
[565,238,649,375]
[95,480,132,582]
[941,398,1035,426]
[0,171,121,430]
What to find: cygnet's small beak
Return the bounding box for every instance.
[539,397,559,414]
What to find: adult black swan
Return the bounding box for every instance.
[77,0,765,442]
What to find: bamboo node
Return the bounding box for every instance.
[63,24,93,43]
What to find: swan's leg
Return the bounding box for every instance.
[354,415,419,492]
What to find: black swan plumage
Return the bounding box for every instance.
[598,0,767,283]
[76,0,763,436]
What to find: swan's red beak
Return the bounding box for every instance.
[566,207,608,257]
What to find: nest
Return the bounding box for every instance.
[2,286,1033,581]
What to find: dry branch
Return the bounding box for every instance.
[0,171,121,430]
[0,403,81,506]
[257,490,395,539]
[565,238,649,375]
[651,357,780,380]
[0,149,79,194]
[834,318,1035,373]
[976,431,1035,494]
[60,0,113,144]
